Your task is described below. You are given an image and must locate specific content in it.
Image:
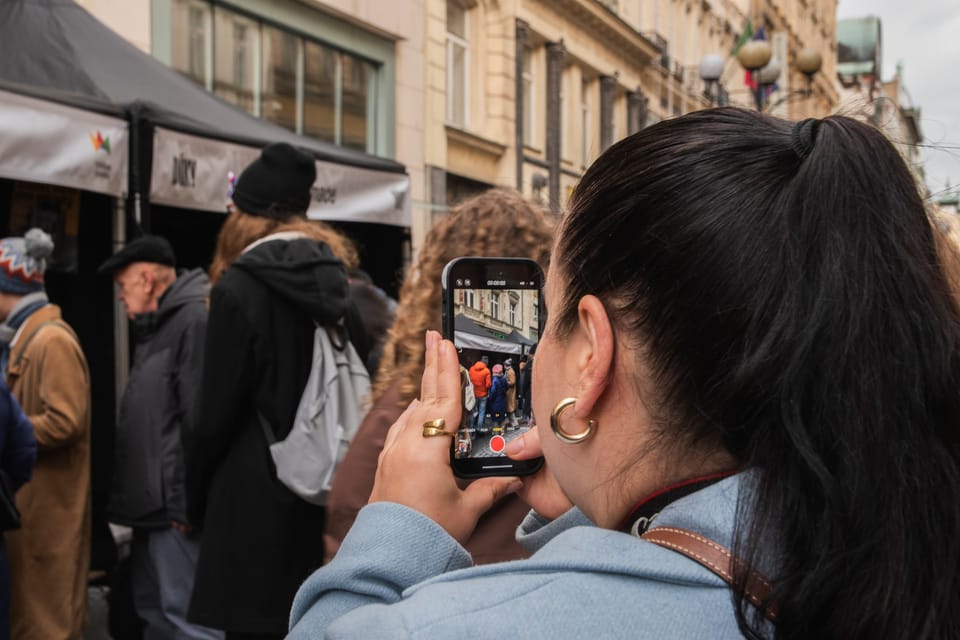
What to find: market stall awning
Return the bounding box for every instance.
[150,128,409,225]
[0,86,128,197]
[0,0,410,226]
[453,314,535,356]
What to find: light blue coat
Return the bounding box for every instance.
[289,474,760,639]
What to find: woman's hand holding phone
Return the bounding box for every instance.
[368,331,523,545]
[504,427,574,521]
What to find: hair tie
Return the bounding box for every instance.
[790,118,819,161]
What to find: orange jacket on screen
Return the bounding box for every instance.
[469,361,492,398]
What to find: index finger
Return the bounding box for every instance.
[419,330,441,402]
[434,339,461,405]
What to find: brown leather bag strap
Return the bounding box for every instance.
[641,526,780,623]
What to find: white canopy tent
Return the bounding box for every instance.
[0,86,128,198]
[0,0,411,227]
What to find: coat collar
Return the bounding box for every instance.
[7,304,63,378]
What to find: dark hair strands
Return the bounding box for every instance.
[555,107,960,639]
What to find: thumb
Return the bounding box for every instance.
[462,477,524,515]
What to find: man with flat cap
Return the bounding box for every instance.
[98,235,221,640]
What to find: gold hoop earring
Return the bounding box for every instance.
[550,397,596,444]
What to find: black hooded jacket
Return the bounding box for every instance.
[108,268,209,528]
[186,237,349,633]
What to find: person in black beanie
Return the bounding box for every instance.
[229,142,317,221]
[186,142,366,639]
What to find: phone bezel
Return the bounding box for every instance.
[441,257,545,478]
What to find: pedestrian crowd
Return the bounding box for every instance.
[3,106,960,640]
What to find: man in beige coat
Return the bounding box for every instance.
[0,229,91,640]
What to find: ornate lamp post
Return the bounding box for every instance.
[698,54,726,105]
[699,40,822,112]
[735,40,774,111]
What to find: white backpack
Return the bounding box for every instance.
[258,324,371,505]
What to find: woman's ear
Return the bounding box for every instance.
[572,294,615,421]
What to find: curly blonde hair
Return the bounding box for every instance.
[374,189,555,406]
[209,208,359,283]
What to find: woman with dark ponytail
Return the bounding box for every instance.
[288,108,960,639]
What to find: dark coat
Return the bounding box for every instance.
[109,269,208,528]
[489,375,508,415]
[186,237,349,634]
[518,360,532,398]
[0,378,35,492]
[0,378,35,640]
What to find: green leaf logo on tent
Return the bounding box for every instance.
[89,130,111,154]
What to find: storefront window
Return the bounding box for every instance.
[341,55,372,152]
[171,0,210,88]
[262,25,299,132]
[169,2,378,152]
[213,11,258,114]
[303,40,338,143]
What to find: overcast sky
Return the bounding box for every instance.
[836,0,960,201]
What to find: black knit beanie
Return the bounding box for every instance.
[231,142,317,220]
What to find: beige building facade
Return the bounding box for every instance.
[425,0,840,229]
[77,0,431,257]
[78,0,841,256]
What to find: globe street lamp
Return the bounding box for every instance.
[700,40,822,112]
[794,48,823,95]
[736,40,774,111]
[698,53,726,105]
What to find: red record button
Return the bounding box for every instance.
[490,435,506,453]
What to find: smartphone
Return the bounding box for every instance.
[441,257,545,478]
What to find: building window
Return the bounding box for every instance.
[303,40,338,144]
[446,1,468,128]
[170,0,378,152]
[522,46,535,147]
[171,0,211,88]
[341,54,373,152]
[465,289,475,309]
[491,292,499,320]
[213,11,258,115]
[261,25,300,132]
[509,301,517,326]
[581,79,591,167]
[560,70,569,160]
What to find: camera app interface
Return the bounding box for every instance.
[451,279,539,461]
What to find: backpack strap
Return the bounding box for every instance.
[257,411,278,445]
[640,526,780,623]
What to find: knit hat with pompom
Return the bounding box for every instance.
[0,228,55,294]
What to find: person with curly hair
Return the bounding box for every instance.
[323,189,554,565]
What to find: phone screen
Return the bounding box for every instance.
[442,258,544,477]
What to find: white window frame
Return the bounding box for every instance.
[445,2,469,128]
[490,292,499,320]
[465,289,475,309]
[560,69,569,160]
[509,300,517,326]
[522,46,535,147]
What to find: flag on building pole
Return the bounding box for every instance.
[731,19,754,56]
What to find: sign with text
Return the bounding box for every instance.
[150,127,411,226]
[0,89,128,197]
